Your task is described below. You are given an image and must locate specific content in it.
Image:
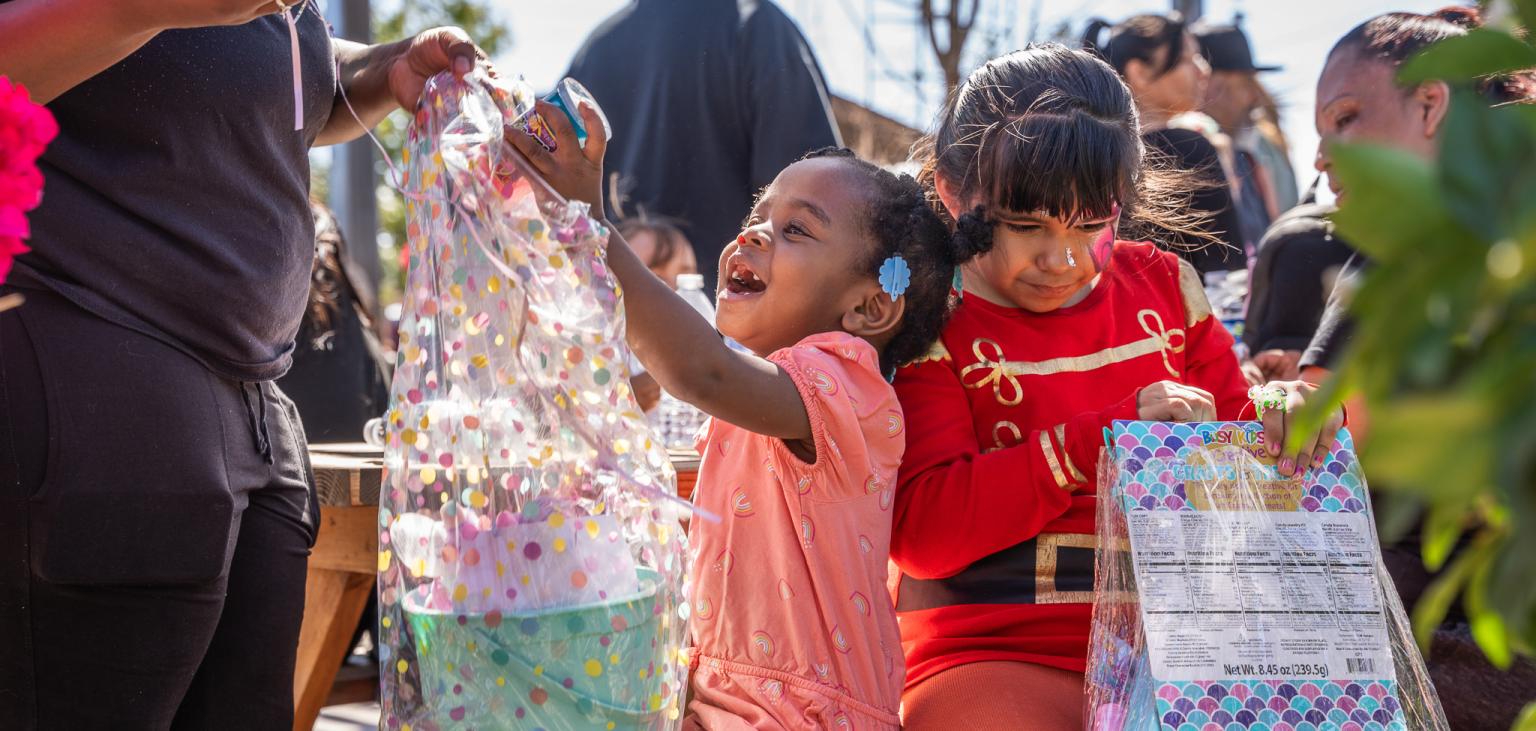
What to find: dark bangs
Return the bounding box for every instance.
[976,107,1140,223]
[918,45,1216,250]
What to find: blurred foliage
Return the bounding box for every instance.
[374,1,510,306]
[1295,3,1536,726]
[313,0,511,308]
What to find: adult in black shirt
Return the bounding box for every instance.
[566,0,841,288]
[1243,203,1355,382]
[1143,127,1247,274]
[1084,13,1246,274]
[0,3,495,726]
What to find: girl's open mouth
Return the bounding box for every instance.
[721,258,767,299]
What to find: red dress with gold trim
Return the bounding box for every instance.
[890,241,1250,690]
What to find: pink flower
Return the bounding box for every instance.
[0,76,58,283]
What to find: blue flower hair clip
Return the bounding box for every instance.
[879,255,911,298]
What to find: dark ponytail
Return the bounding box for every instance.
[1080,14,1187,78]
[1081,19,1114,59]
[952,206,995,260]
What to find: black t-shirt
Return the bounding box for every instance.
[565,0,841,287]
[1141,128,1246,274]
[1301,254,1366,371]
[1243,204,1356,354]
[10,7,336,381]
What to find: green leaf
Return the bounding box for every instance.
[1400,29,1536,85]
[1411,544,1478,651]
[1516,0,1536,39]
[1361,396,1494,500]
[1421,501,1466,572]
[1516,698,1536,731]
[1465,536,1515,668]
[1438,94,1536,241]
[1489,495,1536,637]
[1329,144,1455,260]
[1374,492,1424,545]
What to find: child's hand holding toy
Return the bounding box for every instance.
[508,92,609,213]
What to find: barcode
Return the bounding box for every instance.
[1347,657,1376,674]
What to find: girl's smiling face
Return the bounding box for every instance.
[964,208,1115,313]
[715,158,879,355]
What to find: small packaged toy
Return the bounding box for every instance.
[504,75,612,152]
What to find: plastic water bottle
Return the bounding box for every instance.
[674,273,750,351]
[651,275,715,449]
[675,274,715,322]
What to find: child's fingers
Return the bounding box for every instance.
[1164,397,1192,422]
[577,102,608,164]
[1276,387,1309,476]
[506,125,554,174]
[1296,425,1328,474]
[1260,390,1286,459]
[1182,384,1216,421]
[535,99,582,154]
[1311,408,1346,469]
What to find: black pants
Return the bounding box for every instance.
[0,288,319,730]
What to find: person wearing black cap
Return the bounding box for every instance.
[1196,22,1298,223]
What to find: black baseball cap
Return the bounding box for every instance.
[1195,23,1281,72]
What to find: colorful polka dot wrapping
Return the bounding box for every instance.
[378,70,687,731]
[1085,422,1448,730]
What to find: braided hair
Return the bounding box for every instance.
[799,147,978,375]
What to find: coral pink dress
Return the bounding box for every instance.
[684,332,906,730]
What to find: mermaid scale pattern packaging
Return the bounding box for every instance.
[1086,421,1447,731]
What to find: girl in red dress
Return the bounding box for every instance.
[891,44,1345,729]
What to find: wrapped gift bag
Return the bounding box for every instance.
[377,69,688,731]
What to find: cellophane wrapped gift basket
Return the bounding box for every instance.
[376,69,688,731]
[1086,421,1448,731]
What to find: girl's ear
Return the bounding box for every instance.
[1416,80,1451,139]
[935,175,963,221]
[842,284,906,341]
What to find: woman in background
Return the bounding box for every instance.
[1084,14,1247,274]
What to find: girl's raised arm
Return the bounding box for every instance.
[508,100,811,443]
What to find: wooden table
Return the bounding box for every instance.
[293,444,385,731]
[293,444,701,731]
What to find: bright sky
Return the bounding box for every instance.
[488,0,1445,196]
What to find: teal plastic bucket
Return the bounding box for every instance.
[403,569,670,729]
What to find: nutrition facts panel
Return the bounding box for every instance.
[1126,509,1393,682]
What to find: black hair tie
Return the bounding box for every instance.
[953,205,995,261]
